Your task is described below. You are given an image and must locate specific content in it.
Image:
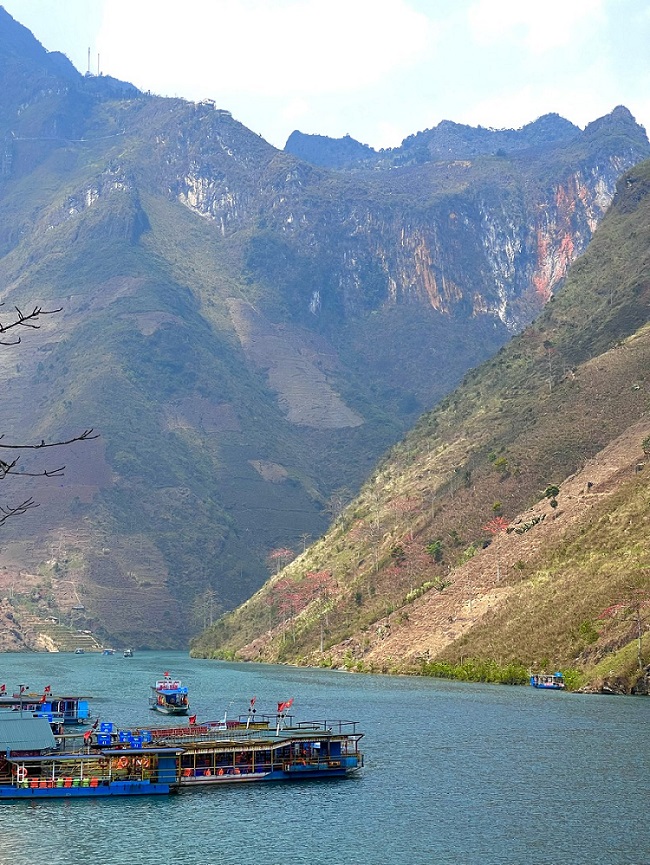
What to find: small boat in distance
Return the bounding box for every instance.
[530,671,565,690]
[102,649,115,656]
[150,673,189,716]
[74,648,85,655]
[123,649,134,658]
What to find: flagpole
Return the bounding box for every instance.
[19,683,28,718]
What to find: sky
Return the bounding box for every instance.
[2,0,649,150]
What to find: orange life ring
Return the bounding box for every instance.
[183,768,192,777]
[16,766,27,782]
[141,757,150,769]
[204,769,211,777]
[117,756,129,769]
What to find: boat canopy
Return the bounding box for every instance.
[0,716,57,752]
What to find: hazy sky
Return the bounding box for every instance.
[2,0,649,150]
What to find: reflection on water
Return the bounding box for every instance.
[0,651,648,865]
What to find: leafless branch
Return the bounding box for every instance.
[0,428,99,450]
[0,305,63,345]
[1,457,66,478]
[0,497,39,526]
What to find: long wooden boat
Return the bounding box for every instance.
[124,712,364,786]
[149,672,190,716]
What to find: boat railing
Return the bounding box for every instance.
[293,719,361,736]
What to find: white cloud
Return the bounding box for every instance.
[97,0,436,99]
[467,0,605,55]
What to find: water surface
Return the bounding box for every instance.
[0,651,648,865]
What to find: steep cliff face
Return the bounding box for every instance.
[0,8,648,651]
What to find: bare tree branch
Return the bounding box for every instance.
[0,304,63,345]
[0,428,99,450]
[1,456,66,479]
[0,497,39,526]
[1,304,98,522]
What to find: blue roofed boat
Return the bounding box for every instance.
[530,671,565,690]
[149,673,190,716]
[0,715,180,798]
[0,685,91,725]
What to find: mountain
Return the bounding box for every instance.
[0,6,648,650]
[285,112,582,169]
[191,157,650,694]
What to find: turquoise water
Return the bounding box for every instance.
[0,651,648,865]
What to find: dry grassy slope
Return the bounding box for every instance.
[316,418,649,669]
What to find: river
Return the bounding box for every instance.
[0,651,648,865]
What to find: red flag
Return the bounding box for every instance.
[277,699,294,713]
[44,685,51,693]
[0,684,5,694]
[189,714,197,725]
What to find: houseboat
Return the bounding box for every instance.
[149,673,190,716]
[530,671,565,690]
[0,715,181,799]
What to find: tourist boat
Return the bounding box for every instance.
[102,648,115,656]
[0,715,181,799]
[123,648,134,658]
[530,671,565,689]
[149,673,190,716]
[125,704,364,785]
[0,686,91,725]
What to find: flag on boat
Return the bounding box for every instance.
[0,684,5,694]
[277,698,294,713]
[40,684,52,702]
[189,714,197,725]
[249,697,256,709]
